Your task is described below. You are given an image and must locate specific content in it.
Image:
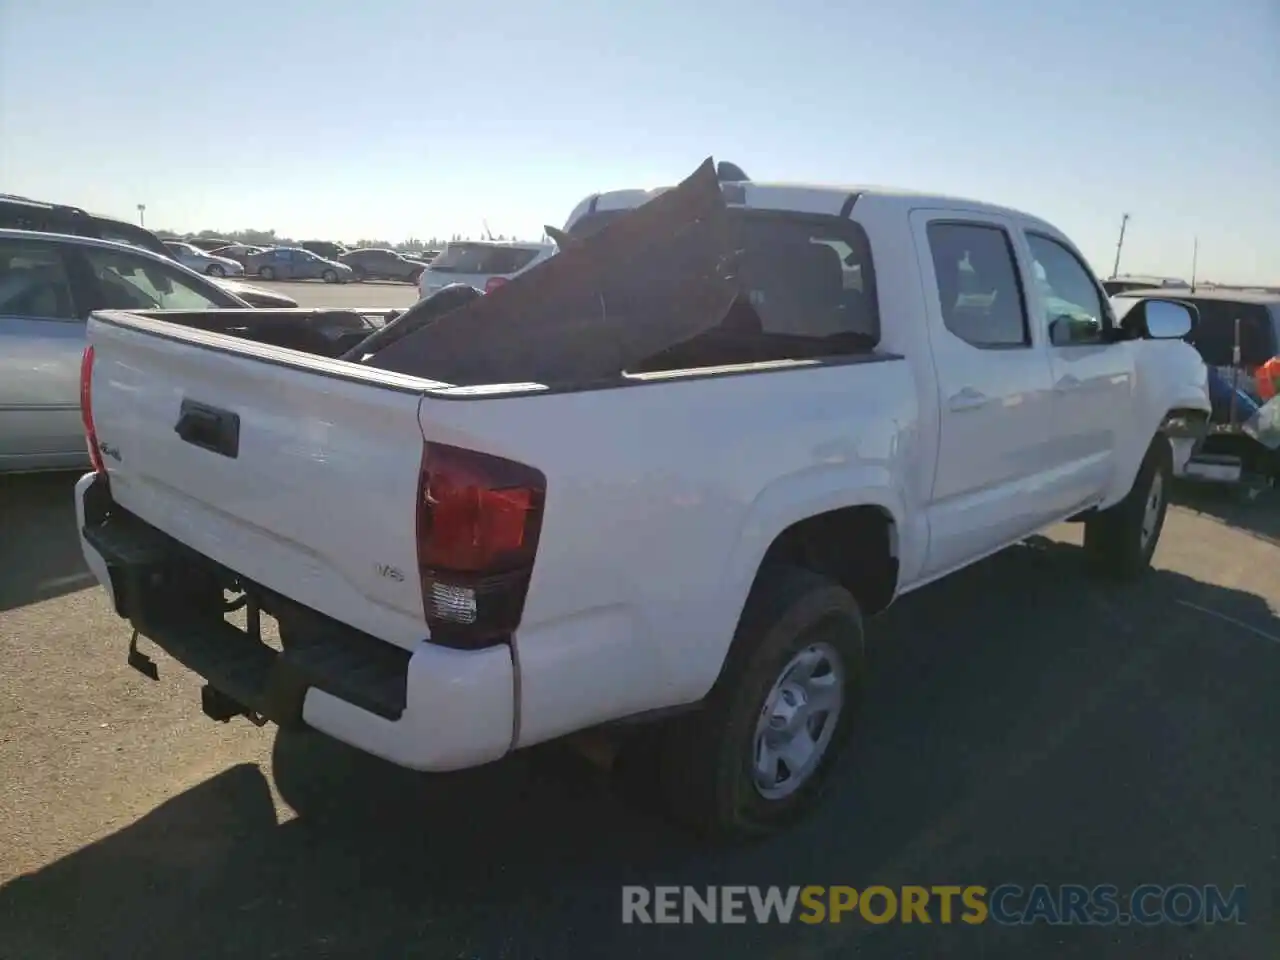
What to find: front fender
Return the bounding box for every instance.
[1101,341,1209,506]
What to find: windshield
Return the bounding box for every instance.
[428,243,541,275]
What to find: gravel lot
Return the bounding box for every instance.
[1,435,1277,954]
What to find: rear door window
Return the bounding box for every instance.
[734,214,879,342]
[0,238,79,319]
[429,244,540,275]
[925,222,1029,348]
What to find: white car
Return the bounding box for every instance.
[416,239,555,298]
[74,159,1209,840]
[161,239,245,278]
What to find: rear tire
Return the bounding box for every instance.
[651,566,864,842]
[1084,435,1172,580]
[259,266,275,281]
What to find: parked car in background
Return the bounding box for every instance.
[0,229,254,473]
[1115,287,1280,402]
[208,243,266,267]
[1103,276,1189,297]
[186,237,236,252]
[302,240,348,261]
[162,239,245,278]
[244,246,353,283]
[417,239,555,297]
[339,247,424,283]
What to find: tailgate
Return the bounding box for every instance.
[87,312,439,650]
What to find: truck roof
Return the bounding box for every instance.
[567,180,1057,233]
[444,238,554,252]
[1114,287,1280,306]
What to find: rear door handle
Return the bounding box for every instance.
[1055,374,1082,392]
[948,387,990,412]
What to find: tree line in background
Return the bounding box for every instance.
[153,227,540,252]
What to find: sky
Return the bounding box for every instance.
[1,0,1277,284]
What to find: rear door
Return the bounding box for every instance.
[0,236,93,465]
[274,248,298,279]
[910,212,1058,578]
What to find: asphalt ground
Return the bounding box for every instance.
[237,277,422,310]
[1,390,1277,956]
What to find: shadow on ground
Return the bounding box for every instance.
[1,538,1276,959]
[1171,479,1280,546]
[0,471,93,612]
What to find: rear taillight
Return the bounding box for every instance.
[80,346,107,475]
[484,276,508,294]
[415,442,546,648]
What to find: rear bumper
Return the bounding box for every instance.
[74,472,515,772]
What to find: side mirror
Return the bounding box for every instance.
[1126,298,1197,340]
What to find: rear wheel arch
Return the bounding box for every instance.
[744,504,900,624]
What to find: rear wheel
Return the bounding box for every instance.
[258,265,275,281]
[650,566,864,842]
[206,264,226,278]
[1084,435,1172,579]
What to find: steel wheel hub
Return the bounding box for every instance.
[752,641,845,800]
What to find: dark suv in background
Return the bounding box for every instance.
[1,196,174,259]
[0,196,298,308]
[301,240,347,260]
[338,247,424,283]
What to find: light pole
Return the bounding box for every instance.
[137,204,146,227]
[1110,213,1129,279]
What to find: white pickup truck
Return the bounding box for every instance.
[74,159,1209,840]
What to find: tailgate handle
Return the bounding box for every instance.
[175,400,240,459]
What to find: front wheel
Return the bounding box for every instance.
[322,268,338,284]
[258,266,275,281]
[1084,435,1172,580]
[206,264,226,278]
[651,566,864,842]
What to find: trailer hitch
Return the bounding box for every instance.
[201,685,266,726]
